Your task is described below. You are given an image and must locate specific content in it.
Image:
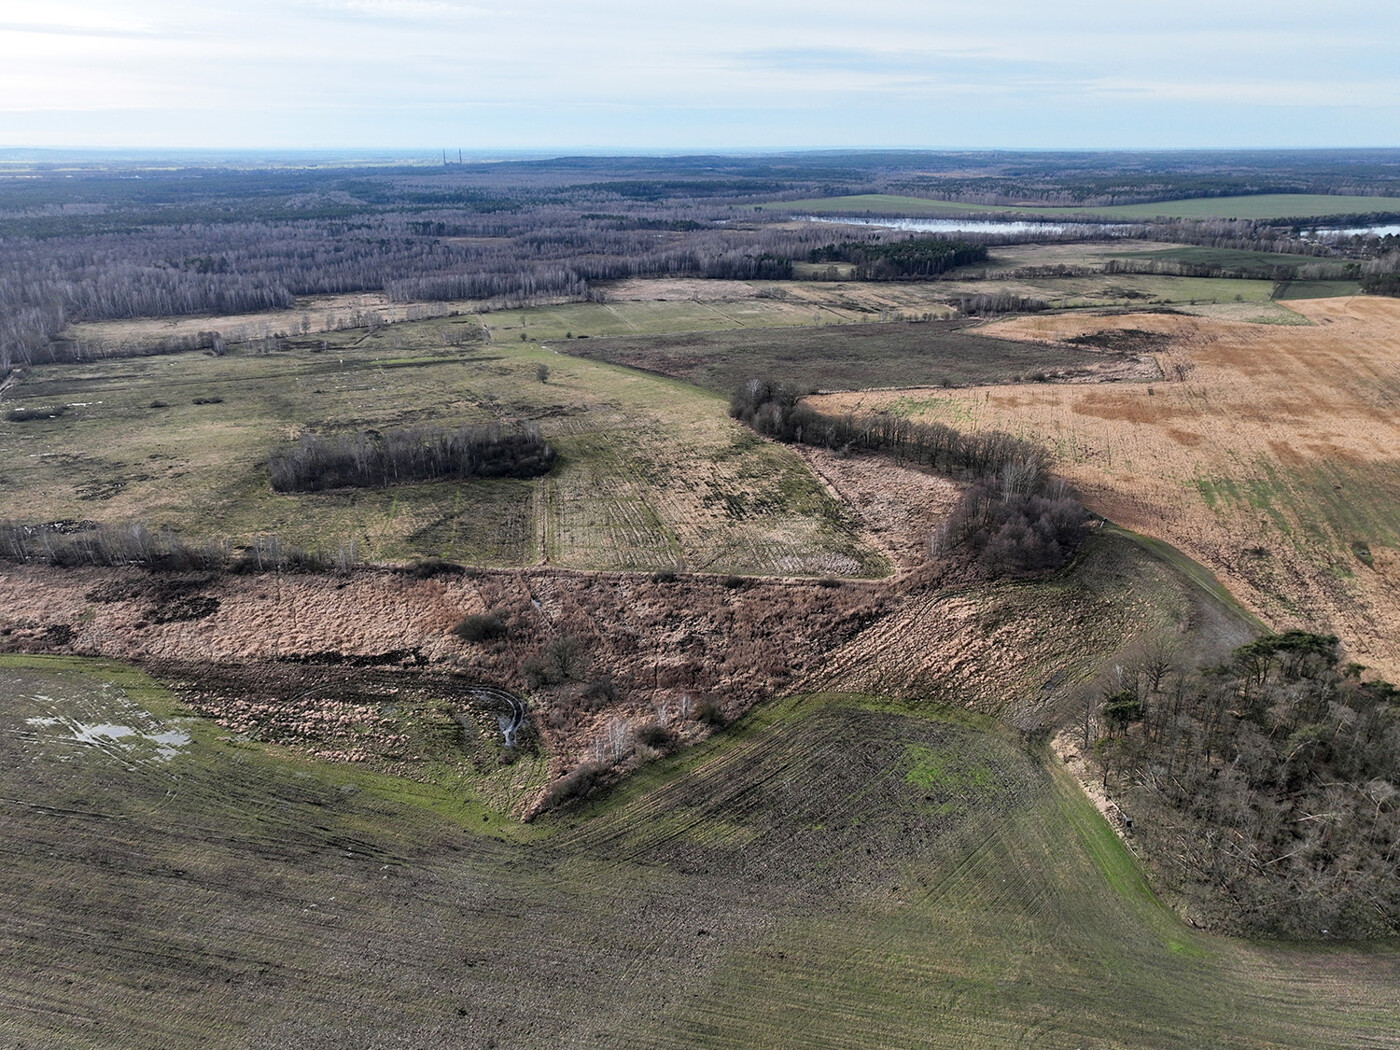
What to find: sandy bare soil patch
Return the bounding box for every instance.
[811,297,1400,679]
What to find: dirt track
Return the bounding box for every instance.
[812,297,1400,679]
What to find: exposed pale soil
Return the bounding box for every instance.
[811,297,1400,680]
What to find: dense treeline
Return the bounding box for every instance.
[730,379,1050,478]
[730,379,1090,575]
[808,238,987,278]
[1089,632,1400,937]
[1361,272,1400,296]
[268,423,556,492]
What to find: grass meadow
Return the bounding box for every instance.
[1,310,883,578]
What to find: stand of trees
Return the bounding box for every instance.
[1361,273,1400,296]
[268,423,556,492]
[1088,631,1400,937]
[807,238,987,278]
[730,379,1090,576]
[730,378,1050,479]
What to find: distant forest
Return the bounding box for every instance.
[3,149,1400,372]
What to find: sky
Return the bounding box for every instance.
[1,0,1397,152]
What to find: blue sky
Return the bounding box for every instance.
[1,0,1397,150]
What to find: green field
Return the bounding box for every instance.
[564,320,1109,395]
[3,654,1397,1049]
[477,295,865,338]
[1,314,883,577]
[1272,279,1364,300]
[767,193,1400,222]
[1108,244,1353,274]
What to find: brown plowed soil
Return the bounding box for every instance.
[811,297,1400,679]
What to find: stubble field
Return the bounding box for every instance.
[811,296,1400,678]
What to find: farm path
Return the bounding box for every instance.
[811,297,1400,679]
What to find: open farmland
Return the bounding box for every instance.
[767,193,1400,221]
[599,268,1316,324]
[810,296,1400,679]
[3,655,1398,1050]
[1,314,883,578]
[563,320,1140,396]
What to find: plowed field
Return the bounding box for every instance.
[810,296,1400,678]
[3,658,1397,1050]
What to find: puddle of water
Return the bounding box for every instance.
[24,714,191,760]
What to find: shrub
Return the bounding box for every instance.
[579,675,618,711]
[521,635,589,689]
[401,556,466,579]
[454,612,507,642]
[6,405,67,423]
[694,699,727,727]
[635,720,673,750]
[537,761,605,810]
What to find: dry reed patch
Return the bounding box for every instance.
[0,563,887,793]
[810,298,1400,678]
[793,448,960,573]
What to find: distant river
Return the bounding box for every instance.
[1303,225,1400,238]
[799,216,1129,236]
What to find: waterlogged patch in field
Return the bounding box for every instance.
[5,659,193,767]
[25,714,190,759]
[2,666,1397,1049]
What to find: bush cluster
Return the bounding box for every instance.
[731,378,1091,576]
[453,612,507,642]
[934,478,1091,576]
[268,422,555,492]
